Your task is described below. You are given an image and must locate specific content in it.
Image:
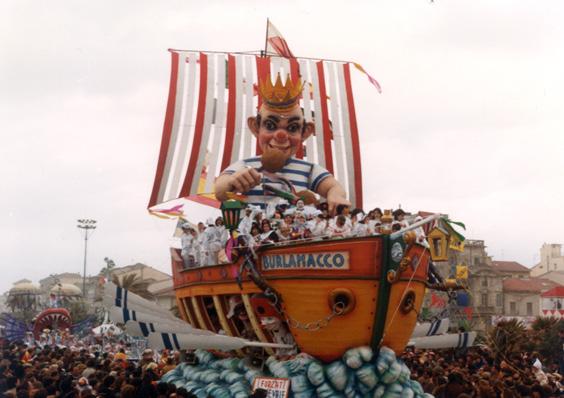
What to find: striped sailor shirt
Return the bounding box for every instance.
[221,157,331,208]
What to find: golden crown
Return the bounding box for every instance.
[258,73,304,112]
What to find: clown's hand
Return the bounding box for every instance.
[327,189,351,216]
[215,167,262,201]
[316,176,351,216]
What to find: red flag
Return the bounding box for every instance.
[266,21,295,58]
[430,292,446,308]
[463,307,473,320]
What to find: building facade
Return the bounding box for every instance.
[431,239,562,332]
[502,277,559,319]
[531,243,564,277]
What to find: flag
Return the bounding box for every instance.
[266,20,295,58]
[352,63,382,93]
[430,292,446,308]
[157,204,184,215]
[456,291,470,307]
[173,217,197,238]
[463,307,473,320]
[456,265,468,280]
[149,204,184,219]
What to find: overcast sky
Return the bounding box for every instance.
[1,1,563,294]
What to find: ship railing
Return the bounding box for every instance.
[233,214,440,252]
[225,231,375,254]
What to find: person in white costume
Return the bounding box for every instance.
[350,209,369,237]
[203,217,229,265]
[309,212,329,239]
[329,215,352,238]
[180,223,198,268]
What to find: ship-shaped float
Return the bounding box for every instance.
[169,224,432,362]
[145,35,465,363]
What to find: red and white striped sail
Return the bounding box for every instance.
[148,52,363,209]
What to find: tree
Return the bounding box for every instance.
[487,319,527,364]
[100,257,116,278]
[111,274,154,300]
[530,317,564,366]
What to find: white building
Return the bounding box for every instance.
[531,243,564,277]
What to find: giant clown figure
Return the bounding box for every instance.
[215,74,350,214]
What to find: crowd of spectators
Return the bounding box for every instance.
[0,340,272,398]
[401,346,563,397]
[0,342,185,398]
[2,339,562,397]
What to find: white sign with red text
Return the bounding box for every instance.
[252,377,290,398]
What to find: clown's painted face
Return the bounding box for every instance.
[248,105,314,160]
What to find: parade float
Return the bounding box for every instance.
[0,282,95,346]
[105,22,472,397]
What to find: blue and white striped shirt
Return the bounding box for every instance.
[222,157,331,208]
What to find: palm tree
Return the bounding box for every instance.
[487,319,527,364]
[111,274,154,300]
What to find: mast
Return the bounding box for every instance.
[263,18,269,57]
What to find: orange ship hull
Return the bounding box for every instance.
[172,235,430,362]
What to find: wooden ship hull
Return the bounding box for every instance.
[171,234,430,362]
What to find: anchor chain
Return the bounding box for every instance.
[239,251,345,332]
[285,302,345,331]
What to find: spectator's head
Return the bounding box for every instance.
[251,223,261,236]
[336,204,349,216]
[261,220,272,231]
[392,208,405,221]
[120,384,136,398]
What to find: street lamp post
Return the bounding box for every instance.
[77,219,97,297]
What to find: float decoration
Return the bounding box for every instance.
[136,21,473,397]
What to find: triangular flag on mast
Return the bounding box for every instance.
[266,20,295,58]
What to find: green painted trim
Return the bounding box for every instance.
[371,234,392,352]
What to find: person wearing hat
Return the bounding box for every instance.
[238,205,262,237]
[201,217,229,266]
[180,222,198,268]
